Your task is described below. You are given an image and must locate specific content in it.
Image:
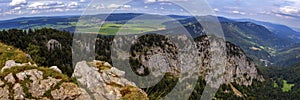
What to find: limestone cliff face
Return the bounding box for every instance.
[115,34,264,86]
[0,60,148,100]
[195,36,264,86]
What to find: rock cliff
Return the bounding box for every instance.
[113,34,264,87]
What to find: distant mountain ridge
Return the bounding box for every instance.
[0,13,299,67]
[235,18,300,43]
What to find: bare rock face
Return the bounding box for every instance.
[194,36,264,86]
[125,34,264,87]
[72,60,149,100]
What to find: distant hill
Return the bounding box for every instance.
[273,43,300,66]
[163,16,295,66]
[235,19,300,43]
[0,13,190,33]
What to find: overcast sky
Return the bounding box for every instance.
[0,0,299,28]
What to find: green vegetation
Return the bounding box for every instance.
[0,65,70,82]
[0,42,33,69]
[0,28,73,76]
[75,20,166,35]
[274,82,278,88]
[282,80,295,92]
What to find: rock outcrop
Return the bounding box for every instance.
[0,60,148,100]
[195,36,264,86]
[72,60,148,100]
[0,60,88,100]
[1,60,37,72]
[46,39,62,51]
[113,34,264,87]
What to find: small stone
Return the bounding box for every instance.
[4,73,15,84]
[1,60,17,72]
[16,72,27,81]
[0,85,9,99]
[0,79,4,86]
[13,83,25,100]
[50,66,62,73]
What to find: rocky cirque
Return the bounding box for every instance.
[0,60,148,100]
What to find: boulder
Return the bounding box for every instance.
[72,60,148,100]
[4,73,15,84]
[0,85,9,99]
[1,60,37,72]
[0,79,4,86]
[28,77,61,98]
[13,83,25,100]
[1,60,16,72]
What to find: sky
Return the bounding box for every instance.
[0,0,299,28]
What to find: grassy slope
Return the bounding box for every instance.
[0,42,33,69]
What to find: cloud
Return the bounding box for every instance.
[107,4,121,9]
[12,7,21,11]
[213,8,219,12]
[9,0,27,7]
[28,1,65,10]
[279,6,299,14]
[67,2,80,9]
[145,0,156,3]
[123,5,131,8]
[232,10,246,15]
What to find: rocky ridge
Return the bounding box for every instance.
[0,60,148,100]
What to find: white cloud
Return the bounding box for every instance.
[107,4,121,9]
[213,8,219,12]
[145,0,156,3]
[67,2,80,9]
[123,5,131,8]
[9,0,27,7]
[28,1,65,10]
[13,7,21,11]
[279,6,299,14]
[92,4,105,10]
[278,0,300,16]
[232,10,246,15]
